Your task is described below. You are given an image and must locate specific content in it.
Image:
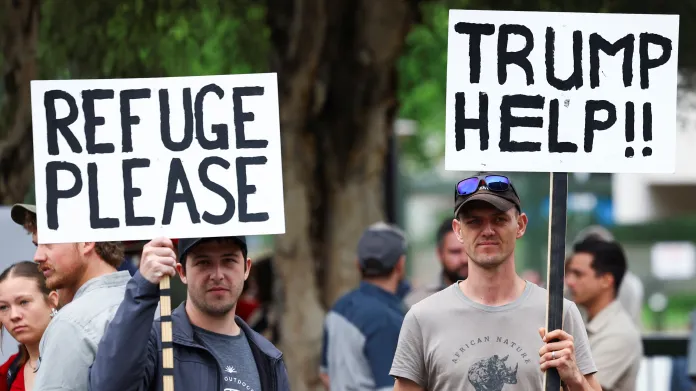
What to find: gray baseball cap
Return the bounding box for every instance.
[10,203,36,227]
[357,222,408,276]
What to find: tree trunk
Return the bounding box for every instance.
[0,0,40,204]
[266,1,419,390]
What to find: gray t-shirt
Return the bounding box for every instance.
[390,282,597,390]
[194,326,262,391]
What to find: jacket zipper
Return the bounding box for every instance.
[172,339,224,389]
[172,335,280,391]
[270,358,278,391]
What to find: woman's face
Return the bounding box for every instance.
[0,276,57,346]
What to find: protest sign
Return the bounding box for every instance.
[445,9,679,391]
[30,73,284,244]
[445,10,679,174]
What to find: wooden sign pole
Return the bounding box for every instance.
[160,276,174,391]
[543,172,568,391]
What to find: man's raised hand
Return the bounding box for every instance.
[140,237,178,284]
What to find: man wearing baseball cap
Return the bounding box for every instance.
[390,173,602,391]
[320,222,409,391]
[89,235,289,391]
[10,203,131,391]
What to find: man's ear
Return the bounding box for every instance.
[602,273,615,291]
[244,258,252,280]
[516,212,528,239]
[176,263,187,284]
[48,290,60,309]
[79,242,96,256]
[452,219,464,244]
[396,256,406,275]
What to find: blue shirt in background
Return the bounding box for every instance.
[118,256,138,276]
[320,281,406,391]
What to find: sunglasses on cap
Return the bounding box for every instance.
[455,175,518,197]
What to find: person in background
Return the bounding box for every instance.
[404,217,468,308]
[671,309,696,391]
[566,238,642,391]
[0,261,60,391]
[236,274,268,332]
[10,203,130,391]
[390,172,600,391]
[573,225,644,328]
[89,236,290,391]
[396,279,412,301]
[117,257,138,276]
[320,222,408,391]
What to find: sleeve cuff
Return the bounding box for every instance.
[389,368,426,388]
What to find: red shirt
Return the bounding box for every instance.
[0,353,25,391]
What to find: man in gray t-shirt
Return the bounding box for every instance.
[194,326,262,391]
[391,282,595,390]
[390,172,601,391]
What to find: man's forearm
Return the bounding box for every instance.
[563,374,602,391]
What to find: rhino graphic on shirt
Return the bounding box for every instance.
[467,354,519,391]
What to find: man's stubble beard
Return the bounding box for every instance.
[469,252,509,270]
[45,256,87,292]
[190,283,244,318]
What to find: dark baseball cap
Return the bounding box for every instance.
[454,173,521,217]
[178,236,248,263]
[10,203,37,227]
[357,222,408,276]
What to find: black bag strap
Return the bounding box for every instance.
[6,351,24,390]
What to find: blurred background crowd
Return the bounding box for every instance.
[1,1,696,391]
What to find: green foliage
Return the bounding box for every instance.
[38,0,269,80]
[397,2,466,171]
[611,214,696,243]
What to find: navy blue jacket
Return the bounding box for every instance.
[88,271,290,391]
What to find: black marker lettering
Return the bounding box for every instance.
[199,156,236,225]
[233,87,268,149]
[639,33,673,89]
[87,163,119,229]
[45,161,82,230]
[453,22,495,83]
[548,99,578,153]
[499,94,543,152]
[123,158,155,226]
[589,33,635,88]
[498,24,534,86]
[236,156,269,222]
[159,88,194,152]
[45,90,81,156]
[162,158,200,225]
[82,89,115,155]
[120,89,151,153]
[584,100,617,153]
[546,28,583,91]
[195,84,229,150]
[454,92,489,151]
[625,102,635,158]
[642,102,653,157]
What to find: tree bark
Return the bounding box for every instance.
[0,0,40,204]
[266,1,419,390]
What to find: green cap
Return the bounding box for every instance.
[10,203,37,227]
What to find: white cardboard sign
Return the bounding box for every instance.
[445,10,679,173]
[30,73,285,244]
